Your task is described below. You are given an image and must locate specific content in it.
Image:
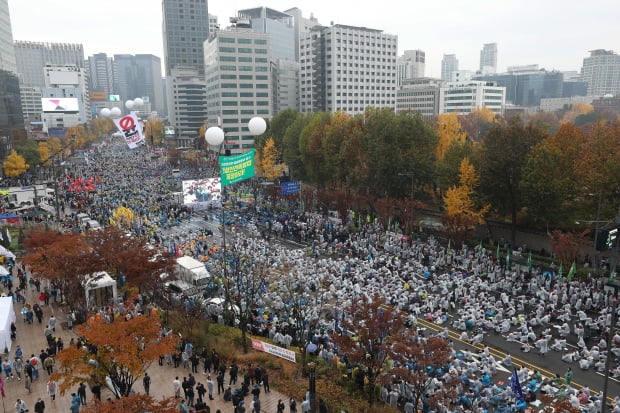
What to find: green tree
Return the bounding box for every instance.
[16,140,40,168]
[479,117,547,244]
[299,112,331,186]
[282,112,310,181]
[3,150,29,177]
[435,139,480,192]
[520,123,585,227]
[260,108,299,157]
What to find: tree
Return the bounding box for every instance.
[479,117,547,245]
[3,150,28,177]
[52,312,179,397]
[22,231,105,308]
[561,103,593,124]
[520,123,585,227]
[37,141,51,166]
[390,336,458,413]
[436,113,466,160]
[89,118,115,139]
[145,119,165,146]
[299,112,331,186]
[458,106,496,141]
[282,112,310,181]
[435,139,480,192]
[442,158,489,244]
[547,229,591,267]
[258,137,286,180]
[82,394,179,413]
[16,140,41,168]
[331,293,405,404]
[259,108,299,157]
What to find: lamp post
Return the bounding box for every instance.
[204,117,267,314]
[308,361,317,413]
[601,278,620,413]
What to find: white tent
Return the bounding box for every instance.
[0,245,16,260]
[85,272,118,309]
[0,297,16,352]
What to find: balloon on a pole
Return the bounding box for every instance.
[125,100,135,110]
[205,126,225,146]
[100,108,111,118]
[248,117,267,136]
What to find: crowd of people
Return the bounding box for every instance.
[4,136,620,412]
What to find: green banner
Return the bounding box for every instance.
[219,149,255,186]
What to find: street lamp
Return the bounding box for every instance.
[204,118,266,316]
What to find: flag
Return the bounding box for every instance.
[447,239,451,255]
[506,250,511,268]
[527,252,532,271]
[510,368,524,401]
[478,240,483,258]
[260,278,267,295]
[558,262,563,277]
[496,243,500,260]
[567,261,576,281]
[0,374,5,397]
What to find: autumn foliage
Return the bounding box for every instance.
[82,394,179,413]
[52,312,178,397]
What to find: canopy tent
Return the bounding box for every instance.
[85,272,118,309]
[0,297,16,352]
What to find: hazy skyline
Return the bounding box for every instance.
[7,0,620,77]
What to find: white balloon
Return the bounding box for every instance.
[99,108,111,118]
[125,100,135,110]
[134,98,144,107]
[110,107,122,117]
[248,117,267,136]
[205,126,225,146]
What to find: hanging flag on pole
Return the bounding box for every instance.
[558,262,563,277]
[506,249,511,268]
[447,239,451,255]
[510,368,525,401]
[567,260,576,281]
[527,252,532,271]
[496,243,500,261]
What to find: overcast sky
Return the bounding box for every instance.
[7,0,620,77]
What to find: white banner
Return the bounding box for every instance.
[113,112,145,149]
[251,338,296,363]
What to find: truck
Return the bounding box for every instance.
[175,256,211,289]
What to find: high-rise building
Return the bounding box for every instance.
[113,54,164,115]
[299,24,398,115]
[0,0,23,139]
[0,0,17,74]
[86,53,114,96]
[283,8,320,62]
[204,28,271,153]
[209,14,219,37]
[438,81,505,115]
[580,49,620,96]
[237,7,298,113]
[479,43,497,74]
[41,65,91,130]
[14,41,84,88]
[162,0,210,76]
[441,54,458,82]
[166,67,207,146]
[397,49,425,86]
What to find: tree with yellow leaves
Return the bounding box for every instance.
[436,113,466,160]
[145,119,165,146]
[258,137,286,180]
[442,158,489,243]
[111,206,135,227]
[3,150,28,177]
[37,141,51,166]
[561,103,594,124]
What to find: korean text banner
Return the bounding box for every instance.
[219,149,255,186]
[251,338,296,363]
[113,113,145,149]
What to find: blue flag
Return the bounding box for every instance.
[510,368,525,401]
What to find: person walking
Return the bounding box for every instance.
[47,379,57,401]
[206,375,214,400]
[277,399,285,413]
[173,376,181,398]
[262,369,270,393]
[229,362,238,385]
[13,357,23,381]
[143,373,151,395]
[43,356,54,375]
[48,315,56,332]
[289,398,298,413]
[565,367,573,385]
[216,371,225,394]
[78,382,87,406]
[34,397,45,413]
[14,398,27,413]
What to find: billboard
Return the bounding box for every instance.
[164,126,176,136]
[182,178,222,209]
[90,91,107,101]
[41,98,79,112]
[109,94,120,101]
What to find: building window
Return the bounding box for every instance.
[239,66,253,71]
[219,37,235,43]
[254,39,267,44]
[219,47,235,53]
[220,56,235,62]
[220,65,236,71]
[238,38,252,44]
[238,56,252,62]
[255,66,268,72]
[238,48,252,53]
[222,92,237,97]
[255,48,268,54]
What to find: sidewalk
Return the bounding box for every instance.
[2,281,292,412]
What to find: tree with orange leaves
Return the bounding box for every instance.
[82,393,179,413]
[23,230,105,307]
[52,312,178,397]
